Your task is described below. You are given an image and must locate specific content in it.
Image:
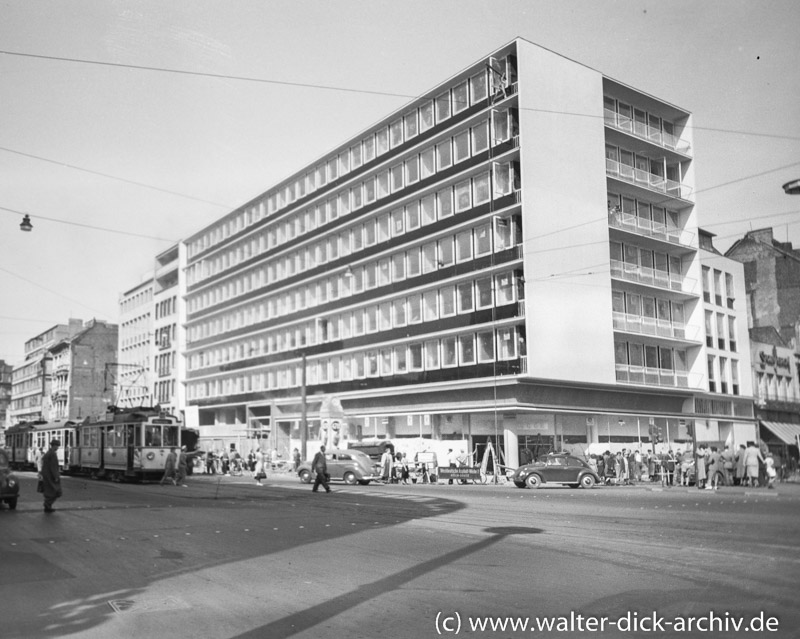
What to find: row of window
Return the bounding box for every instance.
[187,56,516,260]
[155,296,177,320]
[610,241,683,279]
[605,144,683,185]
[187,165,521,322]
[755,372,797,403]
[607,192,681,235]
[187,216,519,343]
[120,287,153,314]
[704,311,738,353]
[188,270,521,371]
[701,266,736,308]
[707,354,742,395]
[187,325,523,400]
[187,111,518,289]
[612,291,686,326]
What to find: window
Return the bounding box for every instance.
[438,236,454,267]
[394,345,407,373]
[442,336,457,367]
[393,299,407,326]
[391,208,404,237]
[391,164,404,192]
[376,127,389,155]
[364,176,376,203]
[441,285,456,316]
[454,130,470,163]
[436,139,452,170]
[477,331,494,362]
[392,252,405,280]
[459,334,476,364]
[420,147,435,179]
[457,281,474,313]
[435,90,451,122]
[470,71,487,104]
[363,135,375,163]
[377,170,390,199]
[452,81,469,114]
[408,294,422,324]
[419,101,434,132]
[472,121,489,154]
[351,142,362,169]
[406,156,419,184]
[425,340,440,369]
[423,290,438,321]
[404,111,418,140]
[495,272,514,305]
[474,223,492,256]
[455,180,472,212]
[421,194,436,225]
[475,276,493,309]
[456,229,473,262]
[473,172,491,205]
[409,343,423,371]
[422,242,438,273]
[437,187,453,218]
[406,201,420,230]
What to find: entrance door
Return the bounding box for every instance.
[518,434,555,466]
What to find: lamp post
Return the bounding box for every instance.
[782,179,800,195]
[19,214,33,232]
[300,352,307,461]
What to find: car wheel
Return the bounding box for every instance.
[299,469,312,483]
[525,474,542,489]
[343,472,357,485]
[514,481,526,489]
[579,474,596,489]
[7,498,17,510]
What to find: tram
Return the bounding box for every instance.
[5,421,76,471]
[70,408,183,482]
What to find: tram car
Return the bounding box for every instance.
[5,421,76,471]
[69,408,183,482]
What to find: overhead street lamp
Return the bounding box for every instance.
[783,179,800,195]
[19,214,33,231]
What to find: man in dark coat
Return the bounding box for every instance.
[41,439,63,513]
[312,445,331,493]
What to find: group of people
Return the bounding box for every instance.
[159,446,194,487]
[588,442,782,489]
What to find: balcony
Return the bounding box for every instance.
[604,108,691,155]
[606,159,692,200]
[612,312,701,342]
[610,259,698,296]
[608,208,694,248]
[615,364,696,389]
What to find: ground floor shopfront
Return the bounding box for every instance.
[185,378,758,469]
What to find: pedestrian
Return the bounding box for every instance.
[743,441,764,487]
[708,447,722,489]
[447,448,457,484]
[160,447,178,485]
[312,445,331,493]
[253,448,267,485]
[765,453,777,489]
[175,446,189,487]
[41,439,63,513]
[734,444,746,485]
[380,446,393,483]
[695,445,708,489]
[292,447,301,472]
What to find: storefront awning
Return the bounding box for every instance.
[760,421,800,446]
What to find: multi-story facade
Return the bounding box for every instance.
[182,39,756,463]
[10,320,84,424]
[117,279,154,407]
[152,244,186,416]
[725,228,800,456]
[48,320,119,421]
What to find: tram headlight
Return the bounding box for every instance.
[146,452,155,461]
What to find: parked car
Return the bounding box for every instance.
[297,449,377,485]
[513,453,600,489]
[0,449,20,509]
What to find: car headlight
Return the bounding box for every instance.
[8,479,16,487]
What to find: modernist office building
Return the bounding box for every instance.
[183,39,756,464]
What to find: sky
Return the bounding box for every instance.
[1,0,798,365]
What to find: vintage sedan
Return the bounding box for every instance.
[297,448,376,486]
[513,453,600,489]
[0,449,20,509]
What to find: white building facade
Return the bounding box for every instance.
[181,39,757,463]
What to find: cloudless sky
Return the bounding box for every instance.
[1,0,798,364]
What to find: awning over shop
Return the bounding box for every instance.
[760,421,800,446]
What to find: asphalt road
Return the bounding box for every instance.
[1,471,798,639]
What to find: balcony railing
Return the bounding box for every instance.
[615,364,697,389]
[606,159,692,200]
[610,259,698,295]
[608,208,693,247]
[612,312,701,342]
[604,108,692,155]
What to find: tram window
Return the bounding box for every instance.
[164,426,179,447]
[145,426,163,447]
[125,424,136,446]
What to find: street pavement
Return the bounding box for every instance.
[1,470,798,639]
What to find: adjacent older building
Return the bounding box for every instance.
[49,319,119,422]
[180,38,756,463]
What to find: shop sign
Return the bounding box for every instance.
[438,466,482,481]
[759,348,790,371]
